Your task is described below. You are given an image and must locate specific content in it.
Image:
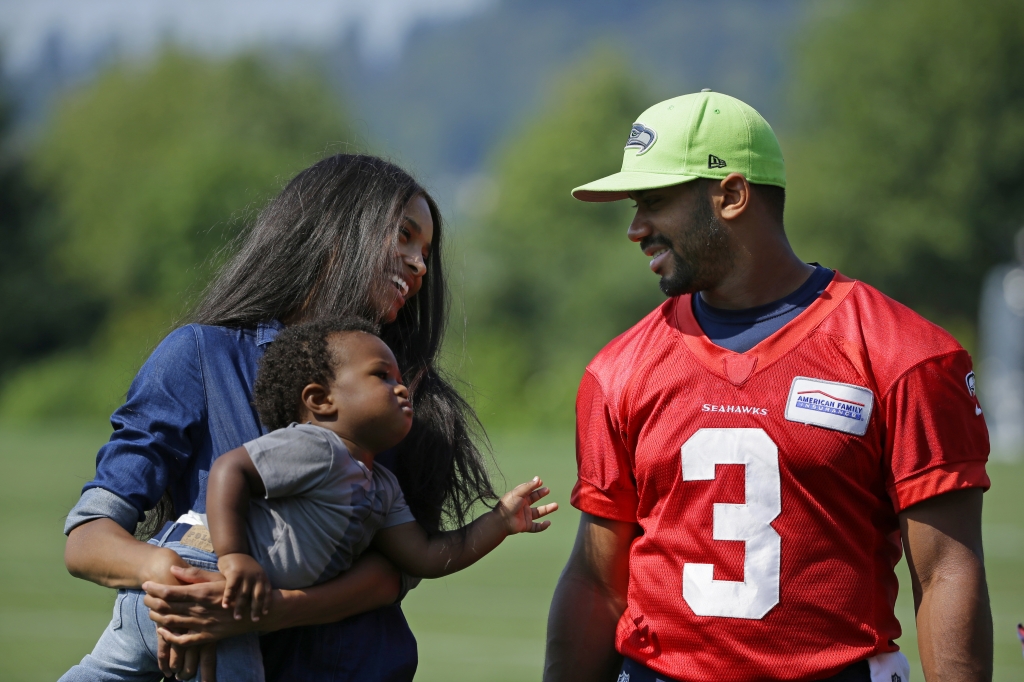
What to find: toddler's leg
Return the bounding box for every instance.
[58,590,163,682]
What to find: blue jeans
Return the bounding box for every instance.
[60,523,264,682]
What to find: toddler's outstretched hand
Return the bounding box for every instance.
[217,553,271,622]
[497,477,559,535]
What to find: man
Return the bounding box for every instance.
[544,91,992,682]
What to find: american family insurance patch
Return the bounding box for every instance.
[784,377,874,436]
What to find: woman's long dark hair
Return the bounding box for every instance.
[192,154,496,532]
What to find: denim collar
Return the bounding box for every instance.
[256,320,284,347]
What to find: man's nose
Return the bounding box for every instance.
[626,211,649,243]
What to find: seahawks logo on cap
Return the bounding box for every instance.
[625,122,657,155]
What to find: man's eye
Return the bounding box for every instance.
[630,202,639,209]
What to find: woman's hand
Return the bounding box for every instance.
[143,565,263,644]
[143,565,257,679]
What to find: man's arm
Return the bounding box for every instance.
[544,512,639,682]
[900,487,992,681]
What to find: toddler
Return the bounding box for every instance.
[61,317,557,681]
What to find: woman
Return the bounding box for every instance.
[63,154,497,681]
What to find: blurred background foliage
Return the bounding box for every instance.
[0,50,350,420]
[458,54,663,427]
[0,0,1022,430]
[784,0,1024,350]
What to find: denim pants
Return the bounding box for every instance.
[59,523,264,682]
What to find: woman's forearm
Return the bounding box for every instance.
[262,551,403,631]
[65,518,186,589]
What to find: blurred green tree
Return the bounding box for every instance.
[0,82,106,383]
[458,53,661,428]
[784,0,1024,349]
[0,49,350,421]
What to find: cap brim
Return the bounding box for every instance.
[571,171,700,202]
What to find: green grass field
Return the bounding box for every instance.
[1,425,1022,681]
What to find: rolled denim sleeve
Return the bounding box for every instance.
[64,487,139,535]
[79,325,208,524]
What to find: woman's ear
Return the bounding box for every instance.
[300,383,336,420]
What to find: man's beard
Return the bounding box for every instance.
[655,192,733,297]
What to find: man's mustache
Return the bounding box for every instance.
[640,235,674,254]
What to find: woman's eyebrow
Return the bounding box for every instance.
[403,215,423,235]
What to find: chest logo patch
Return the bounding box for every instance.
[784,377,874,436]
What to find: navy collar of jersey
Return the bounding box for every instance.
[694,264,834,326]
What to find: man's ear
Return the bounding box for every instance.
[715,172,751,221]
[301,382,336,418]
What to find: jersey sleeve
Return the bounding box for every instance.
[882,350,990,512]
[570,369,639,522]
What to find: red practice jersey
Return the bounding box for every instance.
[571,273,989,682]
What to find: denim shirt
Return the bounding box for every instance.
[66,322,281,532]
[65,321,418,682]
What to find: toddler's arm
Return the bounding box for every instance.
[206,446,271,621]
[372,477,557,579]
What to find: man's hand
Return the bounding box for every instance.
[900,488,992,681]
[496,477,559,535]
[217,553,272,622]
[544,512,639,682]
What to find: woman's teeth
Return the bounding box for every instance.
[392,276,409,296]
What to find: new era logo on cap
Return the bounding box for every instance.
[708,154,727,169]
[625,123,657,155]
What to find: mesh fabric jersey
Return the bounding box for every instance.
[571,273,990,682]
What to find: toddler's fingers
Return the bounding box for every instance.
[262,588,275,615]
[233,580,251,621]
[512,477,543,496]
[221,581,237,610]
[527,487,550,503]
[532,502,559,519]
[251,579,269,622]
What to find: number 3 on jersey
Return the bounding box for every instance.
[681,428,781,619]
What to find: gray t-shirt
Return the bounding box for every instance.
[242,423,415,589]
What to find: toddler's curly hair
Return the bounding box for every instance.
[254,316,380,431]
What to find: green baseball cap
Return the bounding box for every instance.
[572,90,785,202]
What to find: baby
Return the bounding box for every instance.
[61,317,557,682]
